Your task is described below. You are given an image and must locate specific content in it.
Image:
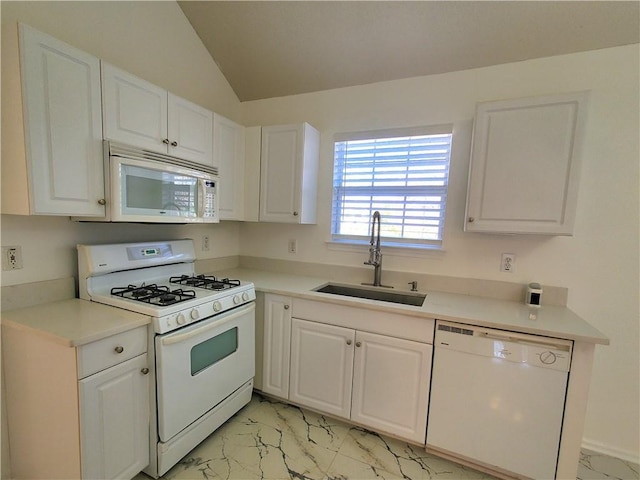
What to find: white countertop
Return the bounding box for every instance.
[212,268,609,345]
[1,270,608,347]
[1,299,150,347]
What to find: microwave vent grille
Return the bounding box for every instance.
[108,141,218,176]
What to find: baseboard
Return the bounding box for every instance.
[582,438,640,464]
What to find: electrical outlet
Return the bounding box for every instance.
[501,253,515,273]
[202,236,210,252]
[2,246,23,270]
[288,239,297,254]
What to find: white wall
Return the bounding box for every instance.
[240,45,640,460]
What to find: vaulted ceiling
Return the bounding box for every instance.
[178,1,640,102]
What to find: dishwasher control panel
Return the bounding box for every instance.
[435,321,572,372]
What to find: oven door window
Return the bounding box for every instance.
[190,327,238,375]
[121,164,198,218]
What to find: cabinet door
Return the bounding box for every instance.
[102,62,168,154]
[351,331,432,444]
[259,124,303,223]
[19,24,105,215]
[465,92,588,235]
[214,113,246,220]
[168,93,214,167]
[262,294,292,398]
[79,353,150,480]
[289,318,354,419]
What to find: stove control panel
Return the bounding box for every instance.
[154,285,256,334]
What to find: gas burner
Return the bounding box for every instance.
[170,275,241,291]
[111,284,196,306]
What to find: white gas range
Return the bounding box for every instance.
[78,239,255,478]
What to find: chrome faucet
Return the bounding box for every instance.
[363,211,392,288]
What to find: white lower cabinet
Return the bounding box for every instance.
[262,294,293,398]
[351,331,432,443]
[289,319,355,419]
[261,295,433,444]
[79,353,150,480]
[2,321,150,480]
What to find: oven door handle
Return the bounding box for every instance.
[160,302,255,346]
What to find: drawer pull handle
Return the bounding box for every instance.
[284,305,290,310]
[356,341,362,348]
[346,339,352,345]
[141,367,150,375]
[114,346,124,354]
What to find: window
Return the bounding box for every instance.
[331,125,453,249]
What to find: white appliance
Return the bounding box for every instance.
[78,239,255,478]
[426,320,572,480]
[77,142,219,223]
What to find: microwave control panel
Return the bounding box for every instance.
[203,181,217,217]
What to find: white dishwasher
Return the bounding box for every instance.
[426,320,572,480]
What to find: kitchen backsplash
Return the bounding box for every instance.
[198,256,569,306]
[1,257,568,312]
[1,277,75,312]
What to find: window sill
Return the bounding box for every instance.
[326,240,445,258]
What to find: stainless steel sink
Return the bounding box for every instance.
[313,283,426,307]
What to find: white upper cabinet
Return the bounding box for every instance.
[213,113,246,220]
[167,93,214,167]
[4,24,105,216]
[259,123,320,224]
[102,63,214,168]
[465,92,588,235]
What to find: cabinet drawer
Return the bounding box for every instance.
[77,326,147,379]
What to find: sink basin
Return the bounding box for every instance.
[313,283,426,307]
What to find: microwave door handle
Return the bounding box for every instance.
[197,178,205,218]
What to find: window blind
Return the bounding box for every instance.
[332,127,452,248]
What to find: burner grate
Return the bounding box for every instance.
[111,284,196,306]
[170,275,241,291]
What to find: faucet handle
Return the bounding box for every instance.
[408,281,418,292]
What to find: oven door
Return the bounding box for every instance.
[155,302,255,442]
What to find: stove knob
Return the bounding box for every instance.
[176,313,186,325]
[190,309,200,320]
[242,292,250,302]
[213,301,222,312]
[233,295,241,305]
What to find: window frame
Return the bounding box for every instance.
[330,124,453,251]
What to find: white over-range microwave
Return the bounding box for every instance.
[75,142,219,223]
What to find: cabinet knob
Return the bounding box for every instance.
[355,341,362,348]
[114,346,124,354]
[468,217,475,223]
[346,339,352,346]
[170,141,178,147]
[162,138,170,145]
[293,211,299,217]
[97,199,106,206]
[141,367,150,375]
[284,305,290,310]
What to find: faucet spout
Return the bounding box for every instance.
[363,211,392,288]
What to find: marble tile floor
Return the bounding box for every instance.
[137,393,639,480]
